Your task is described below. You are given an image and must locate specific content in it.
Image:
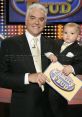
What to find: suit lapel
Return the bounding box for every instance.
[18,34,36,72]
[60,41,77,54]
[40,36,50,72]
[18,34,51,72]
[18,34,31,55]
[40,36,44,72]
[66,41,77,51]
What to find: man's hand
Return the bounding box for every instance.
[28,73,50,87]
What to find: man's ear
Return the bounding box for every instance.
[77,35,81,41]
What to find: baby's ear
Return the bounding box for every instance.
[77,34,80,41]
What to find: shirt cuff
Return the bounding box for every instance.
[71,66,75,74]
[45,52,54,58]
[24,73,30,84]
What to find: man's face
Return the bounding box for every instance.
[25,8,46,36]
[63,26,80,43]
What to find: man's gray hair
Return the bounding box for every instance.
[25,3,48,19]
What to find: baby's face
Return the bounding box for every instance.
[63,26,80,43]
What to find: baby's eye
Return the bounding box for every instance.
[71,33,74,35]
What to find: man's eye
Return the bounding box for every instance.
[30,16,35,19]
[39,18,45,22]
[64,32,67,34]
[29,16,45,22]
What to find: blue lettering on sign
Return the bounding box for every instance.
[50,69,75,91]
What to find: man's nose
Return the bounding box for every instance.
[35,19,39,24]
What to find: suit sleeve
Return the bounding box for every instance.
[0,40,27,91]
[72,46,82,75]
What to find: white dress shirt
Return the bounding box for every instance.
[60,42,73,52]
[24,30,42,84]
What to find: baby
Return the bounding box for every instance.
[45,22,82,75]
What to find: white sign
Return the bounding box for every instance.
[44,62,82,101]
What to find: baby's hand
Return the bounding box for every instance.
[62,65,73,75]
[49,54,57,62]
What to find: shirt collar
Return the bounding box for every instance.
[63,42,73,46]
[25,30,41,42]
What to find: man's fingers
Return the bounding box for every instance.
[46,77,50,82]
[42,73,50,82]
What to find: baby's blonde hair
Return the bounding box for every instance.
[64,23,80,34]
